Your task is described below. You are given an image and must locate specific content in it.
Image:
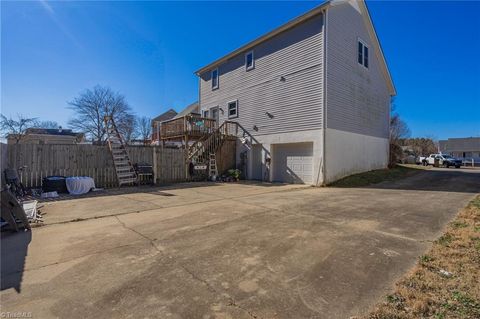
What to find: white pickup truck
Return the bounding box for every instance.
[418,154,462,168]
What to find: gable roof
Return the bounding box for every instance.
[152,109,177,122]
[173,102,200,119]
[194,0,395,95]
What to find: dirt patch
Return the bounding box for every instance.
[360,196,480,319]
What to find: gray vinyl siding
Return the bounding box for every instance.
[326,3,390,139]
[199,15,324,136]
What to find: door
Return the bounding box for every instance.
[273,142,313,184]
[251,144,263,180]
[210,106,219,126]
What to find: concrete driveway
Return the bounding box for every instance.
[1,168,479,319]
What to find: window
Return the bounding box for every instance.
[358,41,363,64]
[227,100,238,119]
[211,68,219,89]
[202,110,209,118]
[245,51,254,71]
[358,40,369,68]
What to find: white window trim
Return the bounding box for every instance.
[211,68,219,90]
[227,100,238,119]
[357,38,369,69]
[245,50,255,71]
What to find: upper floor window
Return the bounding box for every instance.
[211,68,219,89]
[245,51,254,71]
[358,40,369,68]
[227,100,238,119]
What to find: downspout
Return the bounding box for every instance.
[321,8,328,185]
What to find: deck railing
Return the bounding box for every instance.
[158,116,241,140]
[159,115,217,139]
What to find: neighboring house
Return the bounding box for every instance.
[7,127,84,145]
[195,0,395,185]
[439,137,480,162]
[151,109,178,142]
[172,102,200,119]
[151,102,200,144]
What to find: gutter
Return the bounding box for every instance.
[322,8,328,186]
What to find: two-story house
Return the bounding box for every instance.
[195,0,395,185]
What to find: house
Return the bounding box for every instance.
[151,102,200,144]
[151,109,178,142]
[194,0,395,185]
[439,137,480,162]
[7,127,84,145]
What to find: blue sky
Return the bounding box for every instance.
[1,0,479,140]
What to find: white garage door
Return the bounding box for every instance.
[273,142,313,184]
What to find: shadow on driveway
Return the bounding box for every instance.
[1,230,32,293]
[367,168,480,193]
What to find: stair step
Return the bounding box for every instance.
[114,161,130,166]
[117,172,136,178]
[116,167,132,173]
[119,178,137,185]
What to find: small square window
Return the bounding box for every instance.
[245,51,254,71]
[202,110,209,118]
[211,68,219,90]
[227,100,238,119]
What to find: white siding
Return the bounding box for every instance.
[199,15,324,136]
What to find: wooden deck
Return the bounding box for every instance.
[158,115,239,140]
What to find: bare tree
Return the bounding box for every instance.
[118,114,137,144]
[68,85,135,143]
[136,116,152,145]
[0,114,38,144]
[389,100,410,167]
[400,137,437,158]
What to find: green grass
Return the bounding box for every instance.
[436,233,454,246]
[469,197,480,209]
[328,165,425,188]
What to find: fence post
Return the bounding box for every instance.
[152,147,158,185]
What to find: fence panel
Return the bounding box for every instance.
[5,144,188,188]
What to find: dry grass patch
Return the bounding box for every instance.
[363,196,480,319]
[329,165,427,188]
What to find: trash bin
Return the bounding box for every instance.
[434,158,440,168]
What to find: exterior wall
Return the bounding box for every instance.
[326,1,390,139]
[324,1,391,181]
[439,137,480,160]
[325,128,388,183]
[199,14,324,136]
[236,129,323,185]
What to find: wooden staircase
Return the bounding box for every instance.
[187,123,229,167]
[104,116,137,186]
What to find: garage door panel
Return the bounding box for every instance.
[273,142,313,184]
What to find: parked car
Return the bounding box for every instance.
[420,154,461,168]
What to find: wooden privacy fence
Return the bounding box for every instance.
[3,144,188,188]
